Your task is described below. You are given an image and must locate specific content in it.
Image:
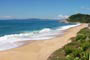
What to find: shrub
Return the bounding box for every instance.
[81,42,90,51]
[64,47,74,55]
[74,57,81,60]
[72,48,83,57]
[66,55,74,60]
[77,28,90,41]
[80,52,89,60]
[76,34,86,42]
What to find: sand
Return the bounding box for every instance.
[0,24,87,60]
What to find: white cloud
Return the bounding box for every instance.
[57,15,69,19]
[0,16,15,18]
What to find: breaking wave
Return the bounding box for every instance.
[0,23,80,51]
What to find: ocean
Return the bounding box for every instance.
[0,19,80,51]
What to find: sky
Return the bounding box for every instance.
[0,0,90,19]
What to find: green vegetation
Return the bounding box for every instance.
[48,28,90,60]
[67,13,90,23]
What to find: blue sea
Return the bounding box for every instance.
[0,19,80,51]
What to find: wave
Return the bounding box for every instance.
[0,23,80,51]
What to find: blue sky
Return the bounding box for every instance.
[0,0,90,19]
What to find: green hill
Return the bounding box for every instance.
[67,13,90,23]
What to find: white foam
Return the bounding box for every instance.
[57,23,80,30]
[0,23,80,51]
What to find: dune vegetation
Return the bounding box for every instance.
[48,27,90,60]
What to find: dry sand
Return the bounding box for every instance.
[0,24,87,60]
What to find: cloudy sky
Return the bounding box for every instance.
[0,0,90,19]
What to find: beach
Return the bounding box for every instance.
[0,24,87,60]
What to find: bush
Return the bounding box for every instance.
[64,47,74,55]
[77,28,90,41]
[66,55,74,60]
[72,48,83,57]
[80,52,89,60]
[76,34,86,42]
[74,57,81,60]
[81,42,90,51]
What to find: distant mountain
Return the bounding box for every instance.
[0,18,58,21]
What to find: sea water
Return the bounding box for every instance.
[0,19,80,51]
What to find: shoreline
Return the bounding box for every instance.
[0,23,80,51]
[0,24,87,60]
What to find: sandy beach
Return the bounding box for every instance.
[0,24,87,60]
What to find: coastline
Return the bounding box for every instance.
[0,24,87,60]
